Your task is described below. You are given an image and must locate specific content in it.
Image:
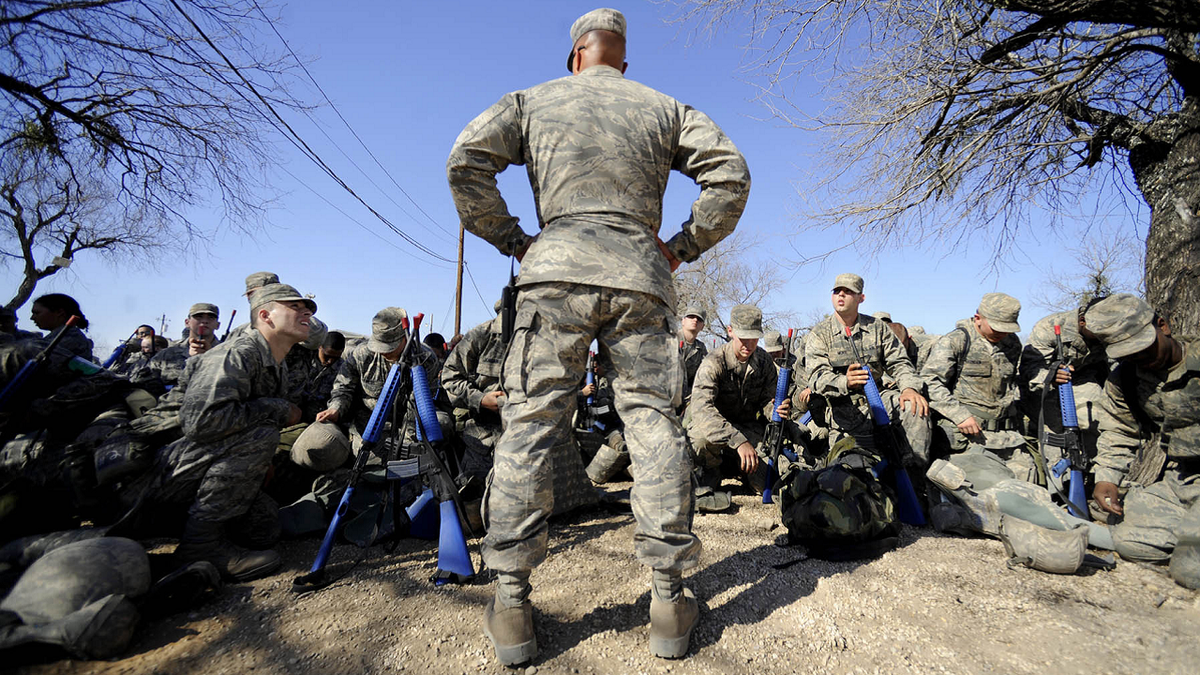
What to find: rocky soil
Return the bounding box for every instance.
[18,482,1200,675]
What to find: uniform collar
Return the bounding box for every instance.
[578,64,624,79]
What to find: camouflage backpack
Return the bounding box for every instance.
[778,437,900,560]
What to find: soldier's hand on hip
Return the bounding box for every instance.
[286,403,303,426]
[899,388,929,417]
[845,364,870,390]
[1093,482,1123,516]
[736,441,759,475]
[1054,365,1074,385]
[656,236,681,272]
[316,407,340,424]
[957,416,982,436]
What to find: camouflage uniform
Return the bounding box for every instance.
[135,329,291,542]
[1019,308,1109,483]
[1087,295,1200,588]
[326,339,441,452]
[447,58,749,580]
[805,313,931,463]
[441,316,506,483]
[299,352,341,423]
[922,317,1027,476]
[687,341,793,489]
[678,335,707,410]
[130,344,192,396]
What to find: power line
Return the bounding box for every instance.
[165,0,457,265]
[253,2,457,247]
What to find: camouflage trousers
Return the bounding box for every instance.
[825,390,932,466]
[1112,463,1200,588]
[144,424,281,536]
[483,282,700,575]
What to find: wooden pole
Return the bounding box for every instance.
[454,221,464,336]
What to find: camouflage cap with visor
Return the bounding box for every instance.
[250,283,316,314]
[729,304,764,340]
[244,271,280,295]
[188,302,219,318]
[369,307,409,354]
[682,304,707,323]
[566,8,626,72]
[1083,293,1157,359]
[832,273,864,294]
[977,293,1021,333]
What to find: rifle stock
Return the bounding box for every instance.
[843,326,926,526]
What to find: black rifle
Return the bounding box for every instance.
[763,328,794,504]
[500,243,519,344]
[843,326,925,526]
[220,309,236,342]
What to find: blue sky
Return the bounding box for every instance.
[1,1,1146,353]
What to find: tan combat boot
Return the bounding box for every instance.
[483,596,537,666]
[649,588,698,658]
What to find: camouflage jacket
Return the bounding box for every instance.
[107,345,147,376]
[447,65,750,305]
[1019,309,1109,397]
[805,313,922,401]
[678,334,708,404]
[689,342,787,449]
[300,354,342,422]
[328,341,441,432]
[441,317,506,419]
[178,329,291,444]
[131,344,191,394]
[1094,339,1200,486]
[921,319,1022,424]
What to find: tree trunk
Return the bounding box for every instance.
[5,269,43,312]
[1131,113,1200,336]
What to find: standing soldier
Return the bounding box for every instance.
[805,274,930,465]
[447,7,750,664]
[678,305,708,411]
[1087,294,1199,589]
[922,293,1027,480]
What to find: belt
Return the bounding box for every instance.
[964,404,1020,432]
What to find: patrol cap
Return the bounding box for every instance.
[832,273,864,294]
[909,325,926,335]
[977,292,1021,333]
[188,302,219,318]
[566,8,626,72]
[763,330,784,353]
[250,283,316,313]
[729,304,764,340]
[872,311,892,323]
[244,271,279,295]
[682,304,707,323]
[1083,293,1156,359]
[369,307,409,354]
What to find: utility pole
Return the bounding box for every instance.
[454,221,464,336]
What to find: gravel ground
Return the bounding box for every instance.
[17,482,1200,675]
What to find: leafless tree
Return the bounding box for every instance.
[1,145,176,309]
[670,0,1200,332]
[0,0,309,306]
[1029,226,1145,312]
[674,230,802,341]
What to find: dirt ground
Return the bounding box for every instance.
[17,481,1200,675]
